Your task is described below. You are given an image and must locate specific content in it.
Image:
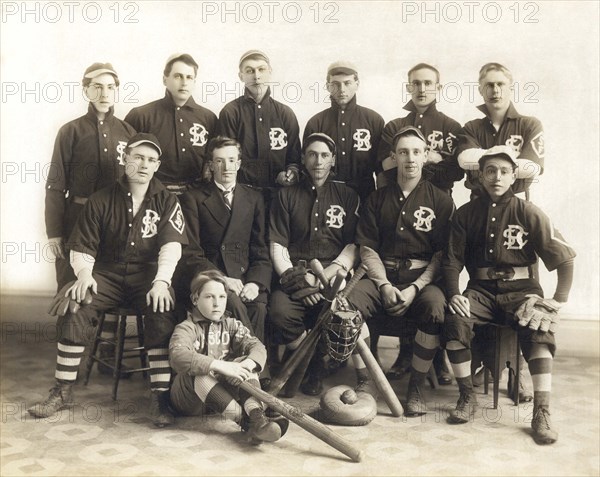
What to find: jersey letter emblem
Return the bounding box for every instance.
[169,203,185,235]
[505,135,524,154]
[413,206,436,232]
[503,225,529,250]
[269,128,288,150]
[190,123,209,147]
[530,132,545,159]
[325,205,346,229]
[353,129,372,151]
[427,130,444,152]
[141,209,160,238]
[446,132,457,153]
[116,141,127,165]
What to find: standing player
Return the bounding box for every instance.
[125,53,218,195]
[456,62,544,196]
[178,136,271,344]
[218,50,302,207]
[442,146,574,445]
[303,60,384,202]
[345,126,454,414]
[377,63,463,193]
[46,62,135,290]
[29,134,188,428]
[268,133,360,395]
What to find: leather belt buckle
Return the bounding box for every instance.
[487,266,515,280]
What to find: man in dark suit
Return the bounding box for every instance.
[177,136,272,344]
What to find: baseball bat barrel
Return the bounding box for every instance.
[356,339,404,417]
[239,381,364,462]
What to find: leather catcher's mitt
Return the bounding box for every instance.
[280,262,319,299]
[514,295,560,334]
[319,385,377,426]
[47,281,93,317]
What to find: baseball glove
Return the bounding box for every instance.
[514,295,560,334]
[280,263,319,299]
[47,281,93,317]
[319,385,377,426]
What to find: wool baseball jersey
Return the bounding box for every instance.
[443,188,576,298]
[378,101,463,191]
[357,180,454,261]
[303,96,384,201]
[125,93,218,187]
[69,176,188,265]
[457,103,545,194]
[269,176,360,264]
[218,87,301,189]
[45,104,136,238]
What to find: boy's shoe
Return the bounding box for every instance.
[28,381,74,418]
[447,391,478,424]
[531,406,558,445]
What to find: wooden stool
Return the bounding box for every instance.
[480,325,521,409]
[83,308,149,400]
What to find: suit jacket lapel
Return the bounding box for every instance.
[203,182,230,228]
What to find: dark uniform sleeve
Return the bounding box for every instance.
[431,193,455,253]
[123,107,142,133]
[45,124,73,238]
[355,191,380,250]
[247,192,272,291]
[67,197,104,258]
[519,117,545,171]
[283,106,302,170]
[376,120,398,169]
[302,115,319,143]
[268,188,291,247]
[342,188,361,245]
[217,103,240,140]
[425,119,464,189]
[455,119,483,158]
[443,208,468,299]
[527,203,576,271]
[230,318,267,371]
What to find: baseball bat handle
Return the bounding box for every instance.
[356,339,404,417]
[337,263,368,302]
[309,259,329,289]
[239,381,363,462]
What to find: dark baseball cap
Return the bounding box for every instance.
[478,145,518,168]
[392,125,426,146]
[126,133,162,156]
[303,133,336,155]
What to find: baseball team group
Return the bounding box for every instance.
[28,50,575,448]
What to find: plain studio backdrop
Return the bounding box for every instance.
[0,1,598,322]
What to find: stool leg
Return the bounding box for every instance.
[514,341,521,406]
[112,315,127,401]
[84,314,106,386]
[493,328,501,409]
[484,367,490,395]
[136,314,149,380]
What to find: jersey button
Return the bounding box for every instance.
[240,266,245,272]
[402,211,405,215]
[99,121,104,125]
[259,118,263,122]
[177,107,181,111]
[182,148,186,152]
[492,203,497,207]
[180,133,184,137]
[221,245,225,250]
[342,122,346,126]
[490,233,494,237]
[491,217,496,222]
[179,118,183,122]
[129,224,132,227]
[128,208,132,212]
[131,242,135,246]
[103,133,107,137]
[127,193,131,196]
[400,227,404,231]
[419,114,423,118]
[315,213,318,217]
[103,148,108,152]
[342,138,345,141]
[342,152,346,155]
[418,125,422,129]
[314,227,318,231]
[489,249,493,253]
[257,105,261,109]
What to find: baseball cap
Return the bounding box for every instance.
[478,145,518,168]
[82,62,119,85]
[165,53,198,70]
[392,125,426,145]
[327,60,358,77]
[126,133,162,156]
[302,132,336,155]
[239,50,270,68]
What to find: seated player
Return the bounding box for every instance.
[442,146,575,445]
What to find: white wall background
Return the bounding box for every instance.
[1,0,598,319]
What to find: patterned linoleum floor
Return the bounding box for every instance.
[1,296,599,477]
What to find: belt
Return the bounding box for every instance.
[72,196,88,205]
[473,266,531,281]
[382,258,430,271]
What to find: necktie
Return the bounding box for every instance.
[223,189,233,210]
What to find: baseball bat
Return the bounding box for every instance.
[309,258,330,289]
[267,264,368,396]
[355,338,404,417]
[239,381,363,462]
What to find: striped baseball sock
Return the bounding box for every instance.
[147,348,171,392]
[412,330,440,376]
[55,341,85,382]
[240,378,263,416]
[523,343,553,394]
[446,340,472,385]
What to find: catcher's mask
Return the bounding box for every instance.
[323,304,363,362]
